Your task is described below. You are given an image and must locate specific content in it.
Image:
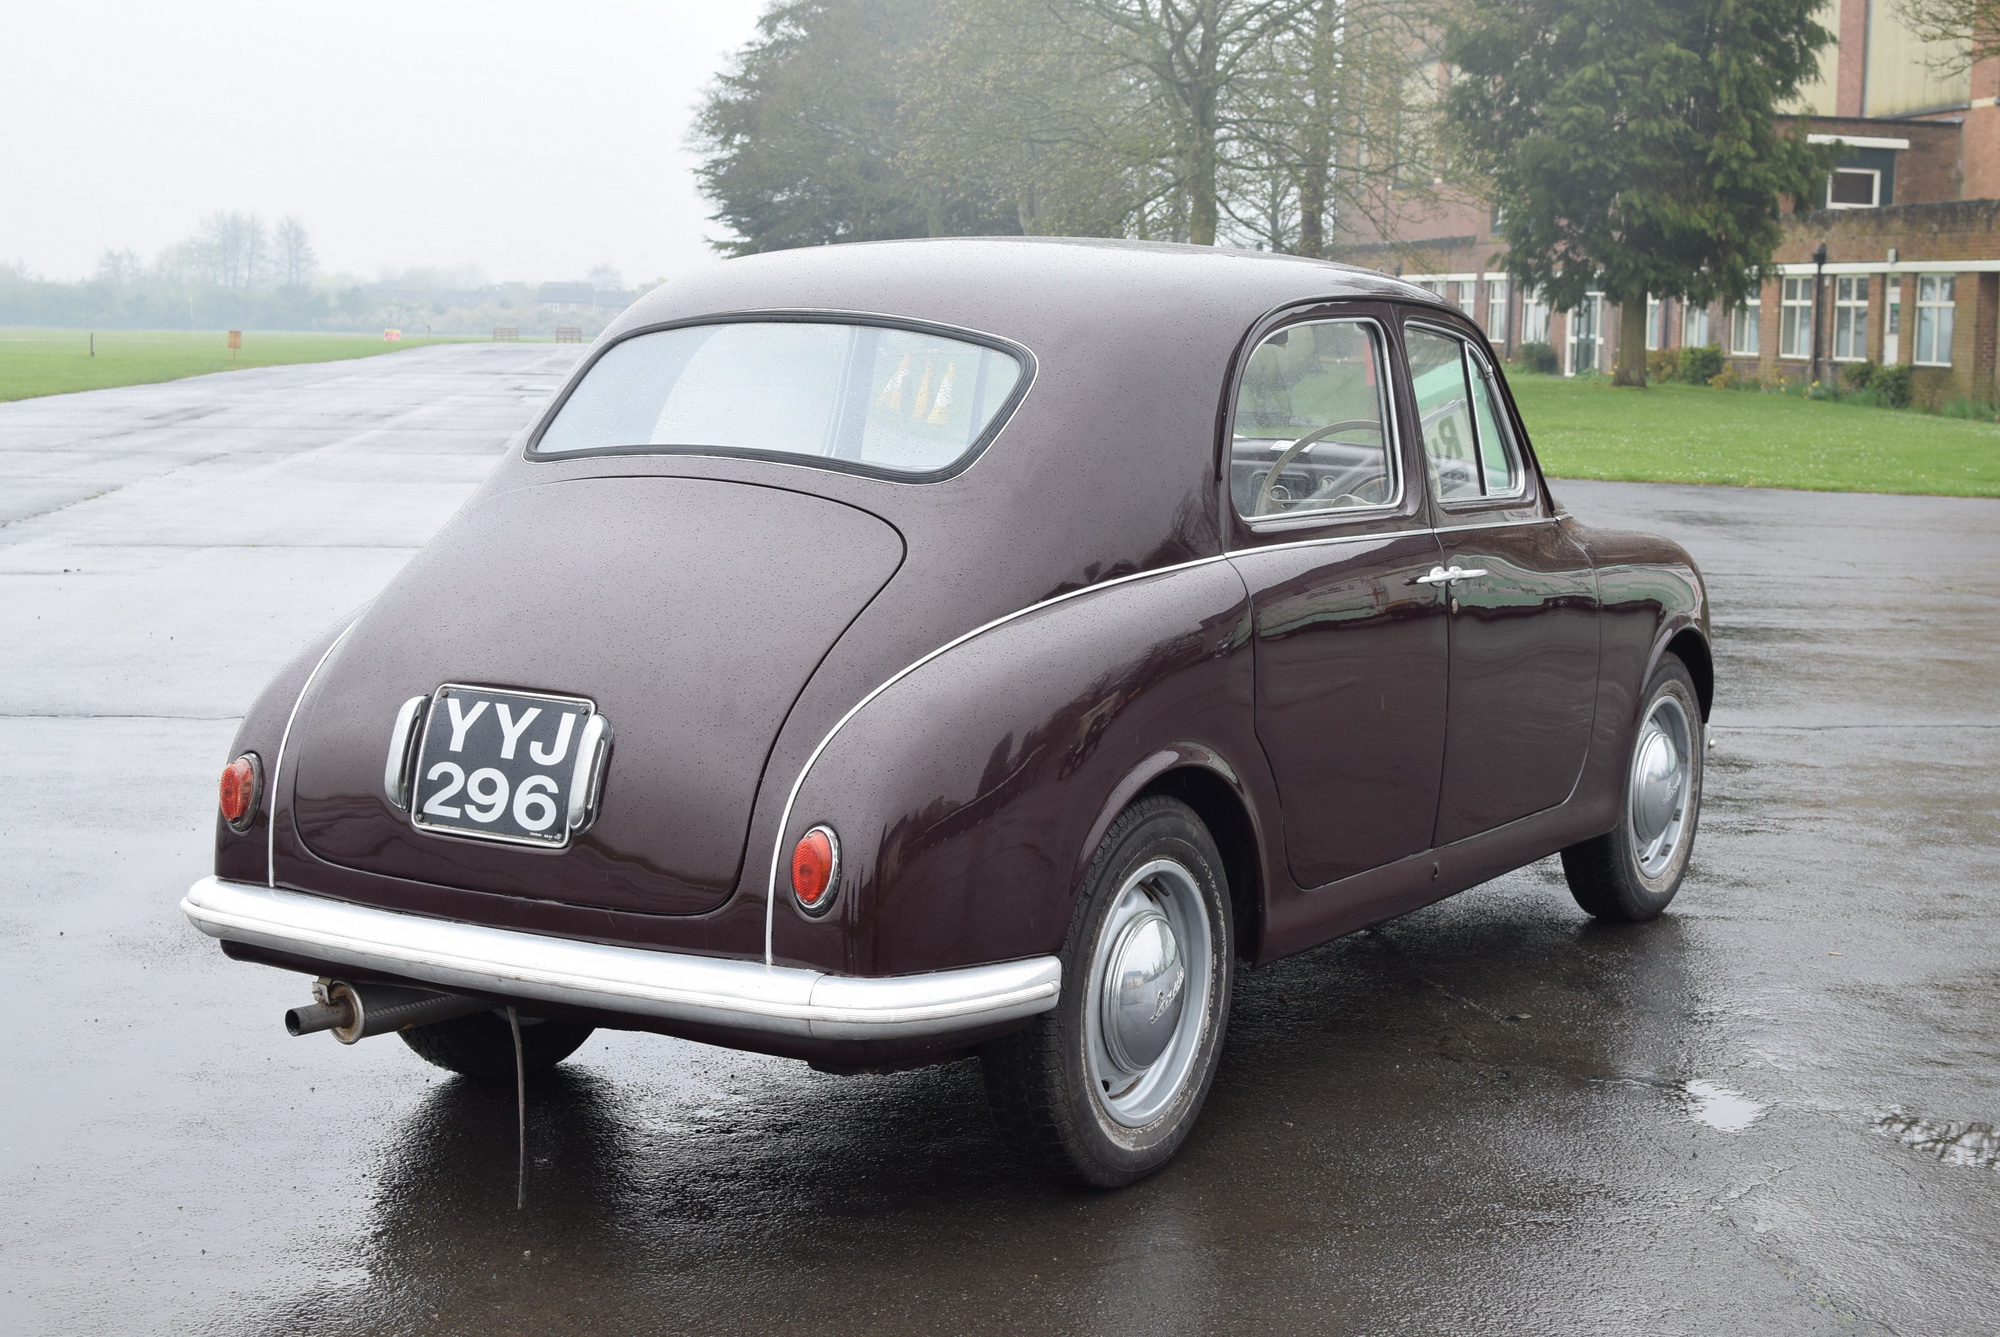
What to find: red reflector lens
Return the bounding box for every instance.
[219,757,257,825]
[791,827,837,909]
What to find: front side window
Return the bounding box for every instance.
[1779,277,1813,359]
[1407,324,1522,503]
[1832,276,1870,361]
[1230,319,1396,520]
[1916,275,1955,366]
[532,320,1026,476]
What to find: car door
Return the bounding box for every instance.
[1402,319,1600,845]
[1225,309,1450,889]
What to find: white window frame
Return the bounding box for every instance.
[1827,168,1882,209]
[1520,291,1550,345]
[1915,275,1955,366]
[1645,297,1663,351]
[1565,293,1603,375]
[1682,303,1712,349]
[1831,276,1870,362]
[1779,277,1813,360]
[1730,303,1761,357]
[1483,277,1510,340]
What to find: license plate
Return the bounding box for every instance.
[408,684,609,848]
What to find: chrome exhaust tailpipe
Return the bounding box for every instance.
[285,980,491,1044]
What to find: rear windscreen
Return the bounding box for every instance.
[532,320,1027,476]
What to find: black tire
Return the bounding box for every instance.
[1562,654,1704,923]
[400,1010,594,1080]
[980,795,1234,1188]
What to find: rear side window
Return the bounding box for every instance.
[1230,318,1397,519]
[533,320,1027,477]
[1406,325,1522,502]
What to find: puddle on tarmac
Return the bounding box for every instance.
[1874,1111,2000,1169]
[1683,1080,1768,1132]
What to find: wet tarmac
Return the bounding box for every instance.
[3,345,1997,1335]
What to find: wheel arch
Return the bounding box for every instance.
[1661,626,1713,721]
[1136,766,1264,965]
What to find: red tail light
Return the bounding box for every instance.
[790,825,840,913]
[219,755,260,830]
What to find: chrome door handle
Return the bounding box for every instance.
[1411,565,1488,586]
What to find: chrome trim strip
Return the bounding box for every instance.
[184,877,1061,1041]
[1225,526,1432,559]
[268,623,356,888]
[1432,515,1559,534]
[762,551,1234,963]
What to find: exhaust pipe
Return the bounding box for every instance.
[285,980,491,1044]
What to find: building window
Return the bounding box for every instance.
[1683,303,1712,348]
[1779,277,1813,359]
[1521,290,1550,344]
[1483,277,1510,340]
[1828,169,1881,209]
[1730,303,1761,356]
[1831,277,1869,361]
[1915,275,1955,366]
[1447,280,1475,315]
[1567,293,1603,374]
[1645,297,1663,350]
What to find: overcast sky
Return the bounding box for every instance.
[0,0,771,285]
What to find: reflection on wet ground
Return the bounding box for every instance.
[3,361,1998,1335]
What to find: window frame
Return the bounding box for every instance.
[1405,318,1533,510]
[1779,277,1814,360]
[1730,303,1761,357]
[1222,313,1407,532]
[522,309,1037,484]
[1915,275,1955,367]
[1831,275,1870,362]
[1827,168,1882,209]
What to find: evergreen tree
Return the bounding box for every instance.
[1445,0,1833,385]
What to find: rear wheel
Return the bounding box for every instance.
[1562,654,1703,922]
[981,796,1233,1187]
[400,1010,594,1080]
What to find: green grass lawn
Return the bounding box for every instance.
[0,328,479,402]
[1509,374,2000,497]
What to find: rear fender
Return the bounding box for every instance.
[767,559,1257,976]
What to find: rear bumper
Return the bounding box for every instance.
[182,877,1061,1042]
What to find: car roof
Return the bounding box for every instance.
[606,236,1453,352]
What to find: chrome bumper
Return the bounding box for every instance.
[181,877,1061,1041]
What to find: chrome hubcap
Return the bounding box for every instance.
[1085,859,1211,1128]
[1629,694,1695,879]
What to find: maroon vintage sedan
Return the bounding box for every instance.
[185,238,1709,1186]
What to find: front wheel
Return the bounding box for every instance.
[1562,654,1704,922]
[981,796,1234,1187]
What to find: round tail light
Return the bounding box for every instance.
[219,754,261,831]
[790,825,840,914]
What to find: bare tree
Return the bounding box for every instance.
[94,247,144,288]
[191,211,268,288]
[1894,0,1991,67]
[274,216,316,288]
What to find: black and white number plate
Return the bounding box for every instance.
[409,685,609,848]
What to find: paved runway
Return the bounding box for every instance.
[3,345,1996,1335]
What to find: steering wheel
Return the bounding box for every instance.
[1251,419,1384,517]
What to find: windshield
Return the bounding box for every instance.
[532,320,1027,476]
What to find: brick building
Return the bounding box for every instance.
[1342,1,2000,405]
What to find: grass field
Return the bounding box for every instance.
[1510,374,2000,497]
[0,328,477,402]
